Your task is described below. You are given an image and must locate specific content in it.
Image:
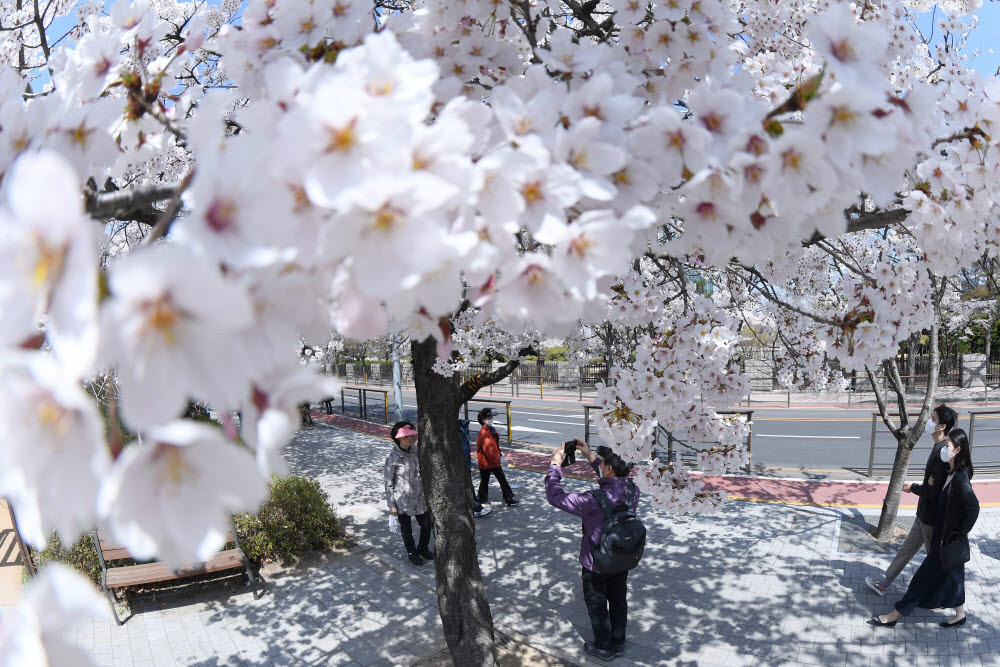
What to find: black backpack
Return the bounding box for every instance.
[589,481,646,574]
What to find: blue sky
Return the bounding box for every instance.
[916,2,1000,77]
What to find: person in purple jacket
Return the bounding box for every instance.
[546,438,639,662]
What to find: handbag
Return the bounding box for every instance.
[938,531,970,571]
[388,515,400,535]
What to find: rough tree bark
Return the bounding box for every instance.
[870,319,941,541]
[410,336,526,665]
[411,335,497,666]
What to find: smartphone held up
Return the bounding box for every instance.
[561,440,577,467]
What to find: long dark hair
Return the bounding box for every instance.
[948,428,974,480]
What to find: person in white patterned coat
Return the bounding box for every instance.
[385,421,434,565]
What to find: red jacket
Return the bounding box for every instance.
[476,425,502,469]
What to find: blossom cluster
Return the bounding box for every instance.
[0,0,994,654]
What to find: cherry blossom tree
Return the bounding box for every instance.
[1,0,999,663]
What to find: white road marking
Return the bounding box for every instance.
[527,419,588,427]
[510,426,562,434]
[756,434,860,439]
[513,411,586,419]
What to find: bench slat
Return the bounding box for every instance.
[105,550,245,588]
[97,530,235,562]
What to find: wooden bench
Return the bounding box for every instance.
[92,516,261,625]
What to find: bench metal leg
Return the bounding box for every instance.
[101,581,126,625]
[229,517,263,599]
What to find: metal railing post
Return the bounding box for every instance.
[507,403,513,446]
[579,366,583,402]
[985,379,989,407]
[464,402,469,421]
[745,421,753,474]
[868,414,878,477]
[540,378,544,399]
[787,389,790,408]
[969,412,976,447]
[584,406,591,444]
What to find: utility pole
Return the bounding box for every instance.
[392,333,404,421]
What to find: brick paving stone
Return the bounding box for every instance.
[70,422,1000,666]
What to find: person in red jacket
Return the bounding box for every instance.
[476,408,518,506]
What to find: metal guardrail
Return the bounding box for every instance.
[967,409,1000,470]
[867,412,921,477]
[583,405,600,444]
[464,398,514,447]
[866,409,1000,476]
[333,386,389,422]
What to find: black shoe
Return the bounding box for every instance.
[505,498,519,506]
[612,643,625,657]
[870,615,897,627]
[407,552,423,565]
[940,616,966,627]
[583,642,615,661]
[419,549,435,560]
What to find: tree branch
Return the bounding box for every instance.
[460,359,521,403]
[85,181,185,222]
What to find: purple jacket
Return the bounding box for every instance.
[545,458,640,572]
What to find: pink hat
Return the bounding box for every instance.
[396,425,418,438]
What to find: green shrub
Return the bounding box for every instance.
[32,533,103,586]
[544,347,569,361]
[235,475,353,565]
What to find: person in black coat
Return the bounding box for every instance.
[872,428,980,628]
[865,404,957,596]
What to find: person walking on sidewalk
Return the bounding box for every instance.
[385,421,435,565]
[873,428,980,628]
[476,408,518,506]
[546,439,640,661]
[459,419,491,517]
[865,404,958,596]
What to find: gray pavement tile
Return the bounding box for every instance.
[71,424,1000,667]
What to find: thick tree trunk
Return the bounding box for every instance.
[411,336,498,666]
[872,432,916,539]
[872,317,941,540]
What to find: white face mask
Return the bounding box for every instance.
[597,464,604,479]
[925,420,938,435]
[940,446,954,463]
[485,418,494,427]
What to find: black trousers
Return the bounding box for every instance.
[582,568,628,650]
[467,465,483,511]
[478,467,514,502]
[398,511,432,555]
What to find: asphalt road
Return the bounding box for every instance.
[332,387,1000,477]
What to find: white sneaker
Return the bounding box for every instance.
[473,506,492,518]
[865,576,887,596]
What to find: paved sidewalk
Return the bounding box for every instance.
[74,420,1000,666]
